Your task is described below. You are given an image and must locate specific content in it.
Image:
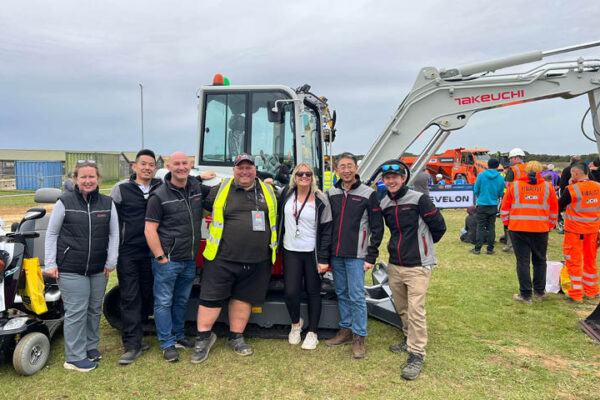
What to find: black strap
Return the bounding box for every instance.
[293,187,311,229]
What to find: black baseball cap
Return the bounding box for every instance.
[234,154,255,166]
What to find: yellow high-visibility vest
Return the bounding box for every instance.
[203,178,278,263]
[323,171,333,191]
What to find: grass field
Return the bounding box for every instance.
[1,205,599,399]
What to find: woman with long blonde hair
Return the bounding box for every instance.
[277,163,332,349]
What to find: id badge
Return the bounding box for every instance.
[251,210,266,231]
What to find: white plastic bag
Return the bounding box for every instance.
[545,261,563,293]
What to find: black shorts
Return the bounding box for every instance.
[199,257,272,305]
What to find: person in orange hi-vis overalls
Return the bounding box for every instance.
[558,161,600,302]
[500,161,558,304]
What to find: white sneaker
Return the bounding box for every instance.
[288,318,303,345]
[301,332,319,350]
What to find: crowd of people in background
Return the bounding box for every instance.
[44,147,599,382]
[461,149,600,307]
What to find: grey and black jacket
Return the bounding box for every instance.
[328,175,384,264]
[145,173,207,262]
[111,174,162,257]
[276,186,333,264]
[380,185,446,267]
[56,187,114,275]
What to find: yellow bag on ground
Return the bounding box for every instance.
[560,265,571,294]
[18,258,48,315]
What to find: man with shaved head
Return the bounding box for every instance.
[145,152,210,362]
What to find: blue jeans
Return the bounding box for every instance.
[152,259,196,349]
[331,256,367,337]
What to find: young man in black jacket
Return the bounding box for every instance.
[325,152,384,359]
[111,149,162,365]
[378,160,446,381]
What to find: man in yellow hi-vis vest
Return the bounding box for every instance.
[191,154,278,364]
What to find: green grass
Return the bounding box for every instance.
[1,209,599,399]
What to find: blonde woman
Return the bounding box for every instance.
[277,164,332,349]
[45,161,119,371]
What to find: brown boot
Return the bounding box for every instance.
[325,328,353,346]
[352,334,366,359]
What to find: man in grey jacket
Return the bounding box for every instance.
[411,169,431,196]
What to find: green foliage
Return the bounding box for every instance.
[0,209,598,399]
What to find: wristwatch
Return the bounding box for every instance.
[155,254,166,261]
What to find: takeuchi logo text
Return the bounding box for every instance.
[454,90,525,105]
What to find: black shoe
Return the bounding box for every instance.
[389,337,407,354]
[227,336,254,356]
[486,249,495,255]
[118,349,142,365]
[190,332,217,364]
[402,352,424,380]
[141,342,150,351]
[469,249,480,255]
[175,338,194,349]
[87,349,102,362]
[163,346,179,362]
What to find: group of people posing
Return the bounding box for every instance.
[465,148,600,306]
[44,150,446,381]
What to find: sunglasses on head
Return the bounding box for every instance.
[295,171,313,177]
[381,164,403,172]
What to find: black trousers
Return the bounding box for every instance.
[283,249,322,333]
[475,205,497,251]
[509,230,548,299]
[117,253,154,350]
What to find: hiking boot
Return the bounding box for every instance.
[163,346,179,362]
[227,336,253,356]
[502,246,513,253]
[486,249,495,255]
[565,293,583,303]
[118,349,142,365]
[352,334,366,359]
[301,332,319,350]
[533,293,549,302]
[469,248,480,255]
[401,352,424,380]
[64,359,98,372]
[288,318,304,345]
[389,337,408,354]
[87,349,102,362]
[326,328,353,346]
[190,332,217,364]
[175,338,194,349]
[513,293,532,305]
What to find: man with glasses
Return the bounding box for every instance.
[325,152,383,359]
[378,159,446,380]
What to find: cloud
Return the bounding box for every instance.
[1,0,599,158]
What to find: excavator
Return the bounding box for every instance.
[103,41,600,340]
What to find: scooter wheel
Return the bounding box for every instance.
[13,332,50,376]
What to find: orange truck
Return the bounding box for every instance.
[401,148,491,184]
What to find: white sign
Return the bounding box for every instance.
[428,185,475,209]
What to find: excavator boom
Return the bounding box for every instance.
[359,41,600,184]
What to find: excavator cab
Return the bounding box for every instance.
[196,79,335,190]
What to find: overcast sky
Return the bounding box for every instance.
[1,0,599,158]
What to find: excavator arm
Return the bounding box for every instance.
[359,41,600,184]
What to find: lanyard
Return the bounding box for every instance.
[253,184,259,211]
[293,187,311,229]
